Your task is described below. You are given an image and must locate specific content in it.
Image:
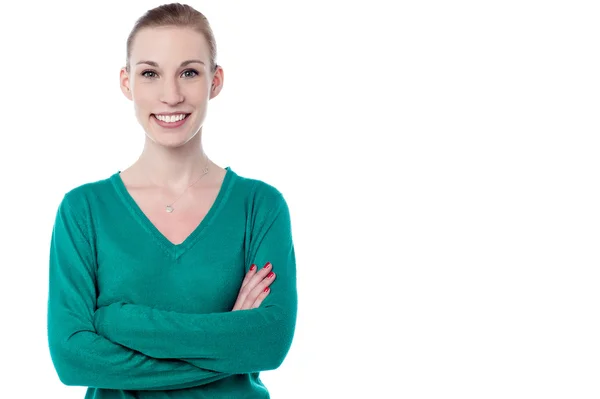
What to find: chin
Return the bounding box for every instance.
[145,130,199,148]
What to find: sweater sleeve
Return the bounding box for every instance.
[47,194,232,390]
[93,188,298,375]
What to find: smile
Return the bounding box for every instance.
[152,113,191,128]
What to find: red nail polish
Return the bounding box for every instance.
[264,262,271,269]
[250,264,256,271]
[267,272,274,278]
[264,287,270,293]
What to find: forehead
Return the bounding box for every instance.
[131,26,209,66]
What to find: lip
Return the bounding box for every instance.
[153,111,192,116]
[152,113,191,129]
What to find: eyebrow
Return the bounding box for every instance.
[135,59,206,67]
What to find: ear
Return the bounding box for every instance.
[210,64,224,98]
[120,67,133,100]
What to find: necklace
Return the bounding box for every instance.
[164,159,210,213]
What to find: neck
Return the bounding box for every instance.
[134,133,212,190]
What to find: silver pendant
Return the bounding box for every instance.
[166,205,174,213]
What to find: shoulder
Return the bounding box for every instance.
[58,173,116,217]
[232,169,289,212]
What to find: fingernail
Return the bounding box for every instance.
[264,287,270,293]
[264,262,271,269]
[250,264,256,271]
[267,272,275,278]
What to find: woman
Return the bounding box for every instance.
[47,3,298,398]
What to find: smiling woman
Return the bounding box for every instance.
[46,3,298,399]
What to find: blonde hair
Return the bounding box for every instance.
[125,3,218,73]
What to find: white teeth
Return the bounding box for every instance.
[155,114,187,123]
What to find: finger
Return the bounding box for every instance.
[242,271,276,309]
[232,264,258,310]
[250,286,271,309]
[233,263,273,311]
[240,264,258,289]
[244,262,272,289]
[240,262,271,298]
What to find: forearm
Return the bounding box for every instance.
[48,322,232,390]
[94,298,296,374]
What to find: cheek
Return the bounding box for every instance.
[132,91,154,114]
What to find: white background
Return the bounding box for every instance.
[0,1,599,398]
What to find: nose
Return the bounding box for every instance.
[159,77,184,105]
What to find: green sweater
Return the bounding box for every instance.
[47,166,297,398]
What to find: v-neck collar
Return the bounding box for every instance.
[110,166,235,258]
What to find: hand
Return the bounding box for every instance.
[231,262,276,311]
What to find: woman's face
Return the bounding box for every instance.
[121,26,222,147]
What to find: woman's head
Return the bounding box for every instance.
[121,3,223,148]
